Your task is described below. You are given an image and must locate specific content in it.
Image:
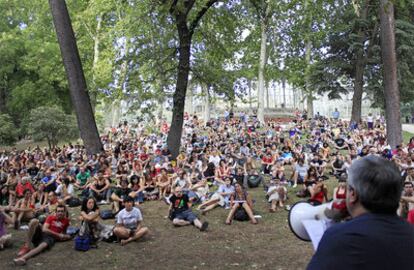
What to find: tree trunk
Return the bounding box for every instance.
[249,80,253,111]
[187,80,194,116]
[304,40,313,117]
[282,77,286,108]
[265,80,269,109]
[0,85,6,113]
[351,60,364,123]
[273,81,277,108]
[49,0,103,155]
[351,0,370,123]
[257,18,267,123]
[203,84,210,123]
[90,14,103,112]
[167,21,191,159]
[380,0,402,149]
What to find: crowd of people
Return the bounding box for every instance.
[0,109,413,266]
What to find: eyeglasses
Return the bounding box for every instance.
[56,210,65,213]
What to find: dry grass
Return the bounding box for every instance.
[1,175,340,270]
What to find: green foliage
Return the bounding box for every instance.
[27,106,78,149]
[0,114,17,145]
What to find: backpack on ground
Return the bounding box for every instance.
[74,235,90,251]
[247,175,261,188]
[100,209,114,220]
[67,197,81,207]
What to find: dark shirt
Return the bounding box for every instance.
[334,138,345,147]
[170,194,189,214]
[307,213,414,270]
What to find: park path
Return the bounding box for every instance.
[403,124,414,134]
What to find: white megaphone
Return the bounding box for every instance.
[288,201,333,241]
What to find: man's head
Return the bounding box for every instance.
[120,179,129,188]
[346,156,403,217]
[56,204,66,219]
[403,181,413,196]
[124,196,134,211]
[174,187,183,197]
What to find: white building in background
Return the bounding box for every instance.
[102,81,380,125]
[313,92,380,120]
[184,80,379,120]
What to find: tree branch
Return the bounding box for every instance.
[189,0,218,35]
[170,0,179,14]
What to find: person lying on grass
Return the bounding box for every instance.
[13,204,71,266]
[197,177,234,214]
[169,187,208,231]
[113,196,149,246]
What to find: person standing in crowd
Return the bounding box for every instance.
[307,156,414,270]
[332,108,340,121]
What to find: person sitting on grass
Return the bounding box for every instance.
[111,179,133,213]
[267,178,287,212]
[74,166,91,198]
[55,176,75,204]
[308,177,328,206]
[156,168,171,200]
[89,172,111,204]
[323,173,349,222]
[13,204,71,266]
[113,196,149,246]
[291,158,309,188]
[197,177,234,214]
[0,206,13,250]
[168,187,208,231]
[225,183,257,225]
[79,197,101,247]
[10,189,35,229]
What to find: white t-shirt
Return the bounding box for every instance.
[209,155,221,167]
[56,183,74,196]
[116,207,143,229]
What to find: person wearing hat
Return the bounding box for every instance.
[113,196,149,246]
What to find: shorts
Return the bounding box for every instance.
[32,225,55,248]
[174,209,197,223]
[44,184,56,193]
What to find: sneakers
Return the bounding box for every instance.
[163,196,171,205]
[292,184,297,188]
[98,200,108,205]
[17,244,30,257]
[200,221,209,232]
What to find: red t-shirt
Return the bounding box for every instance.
[15,183,35,197]
[45,215,70,234]
[262,156,273,164]
[140,153,149,161]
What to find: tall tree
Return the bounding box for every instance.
[166,0,218,159]
[49,0,103,154]
[380,0,401,148]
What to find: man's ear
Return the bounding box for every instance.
[348,187,358,204]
